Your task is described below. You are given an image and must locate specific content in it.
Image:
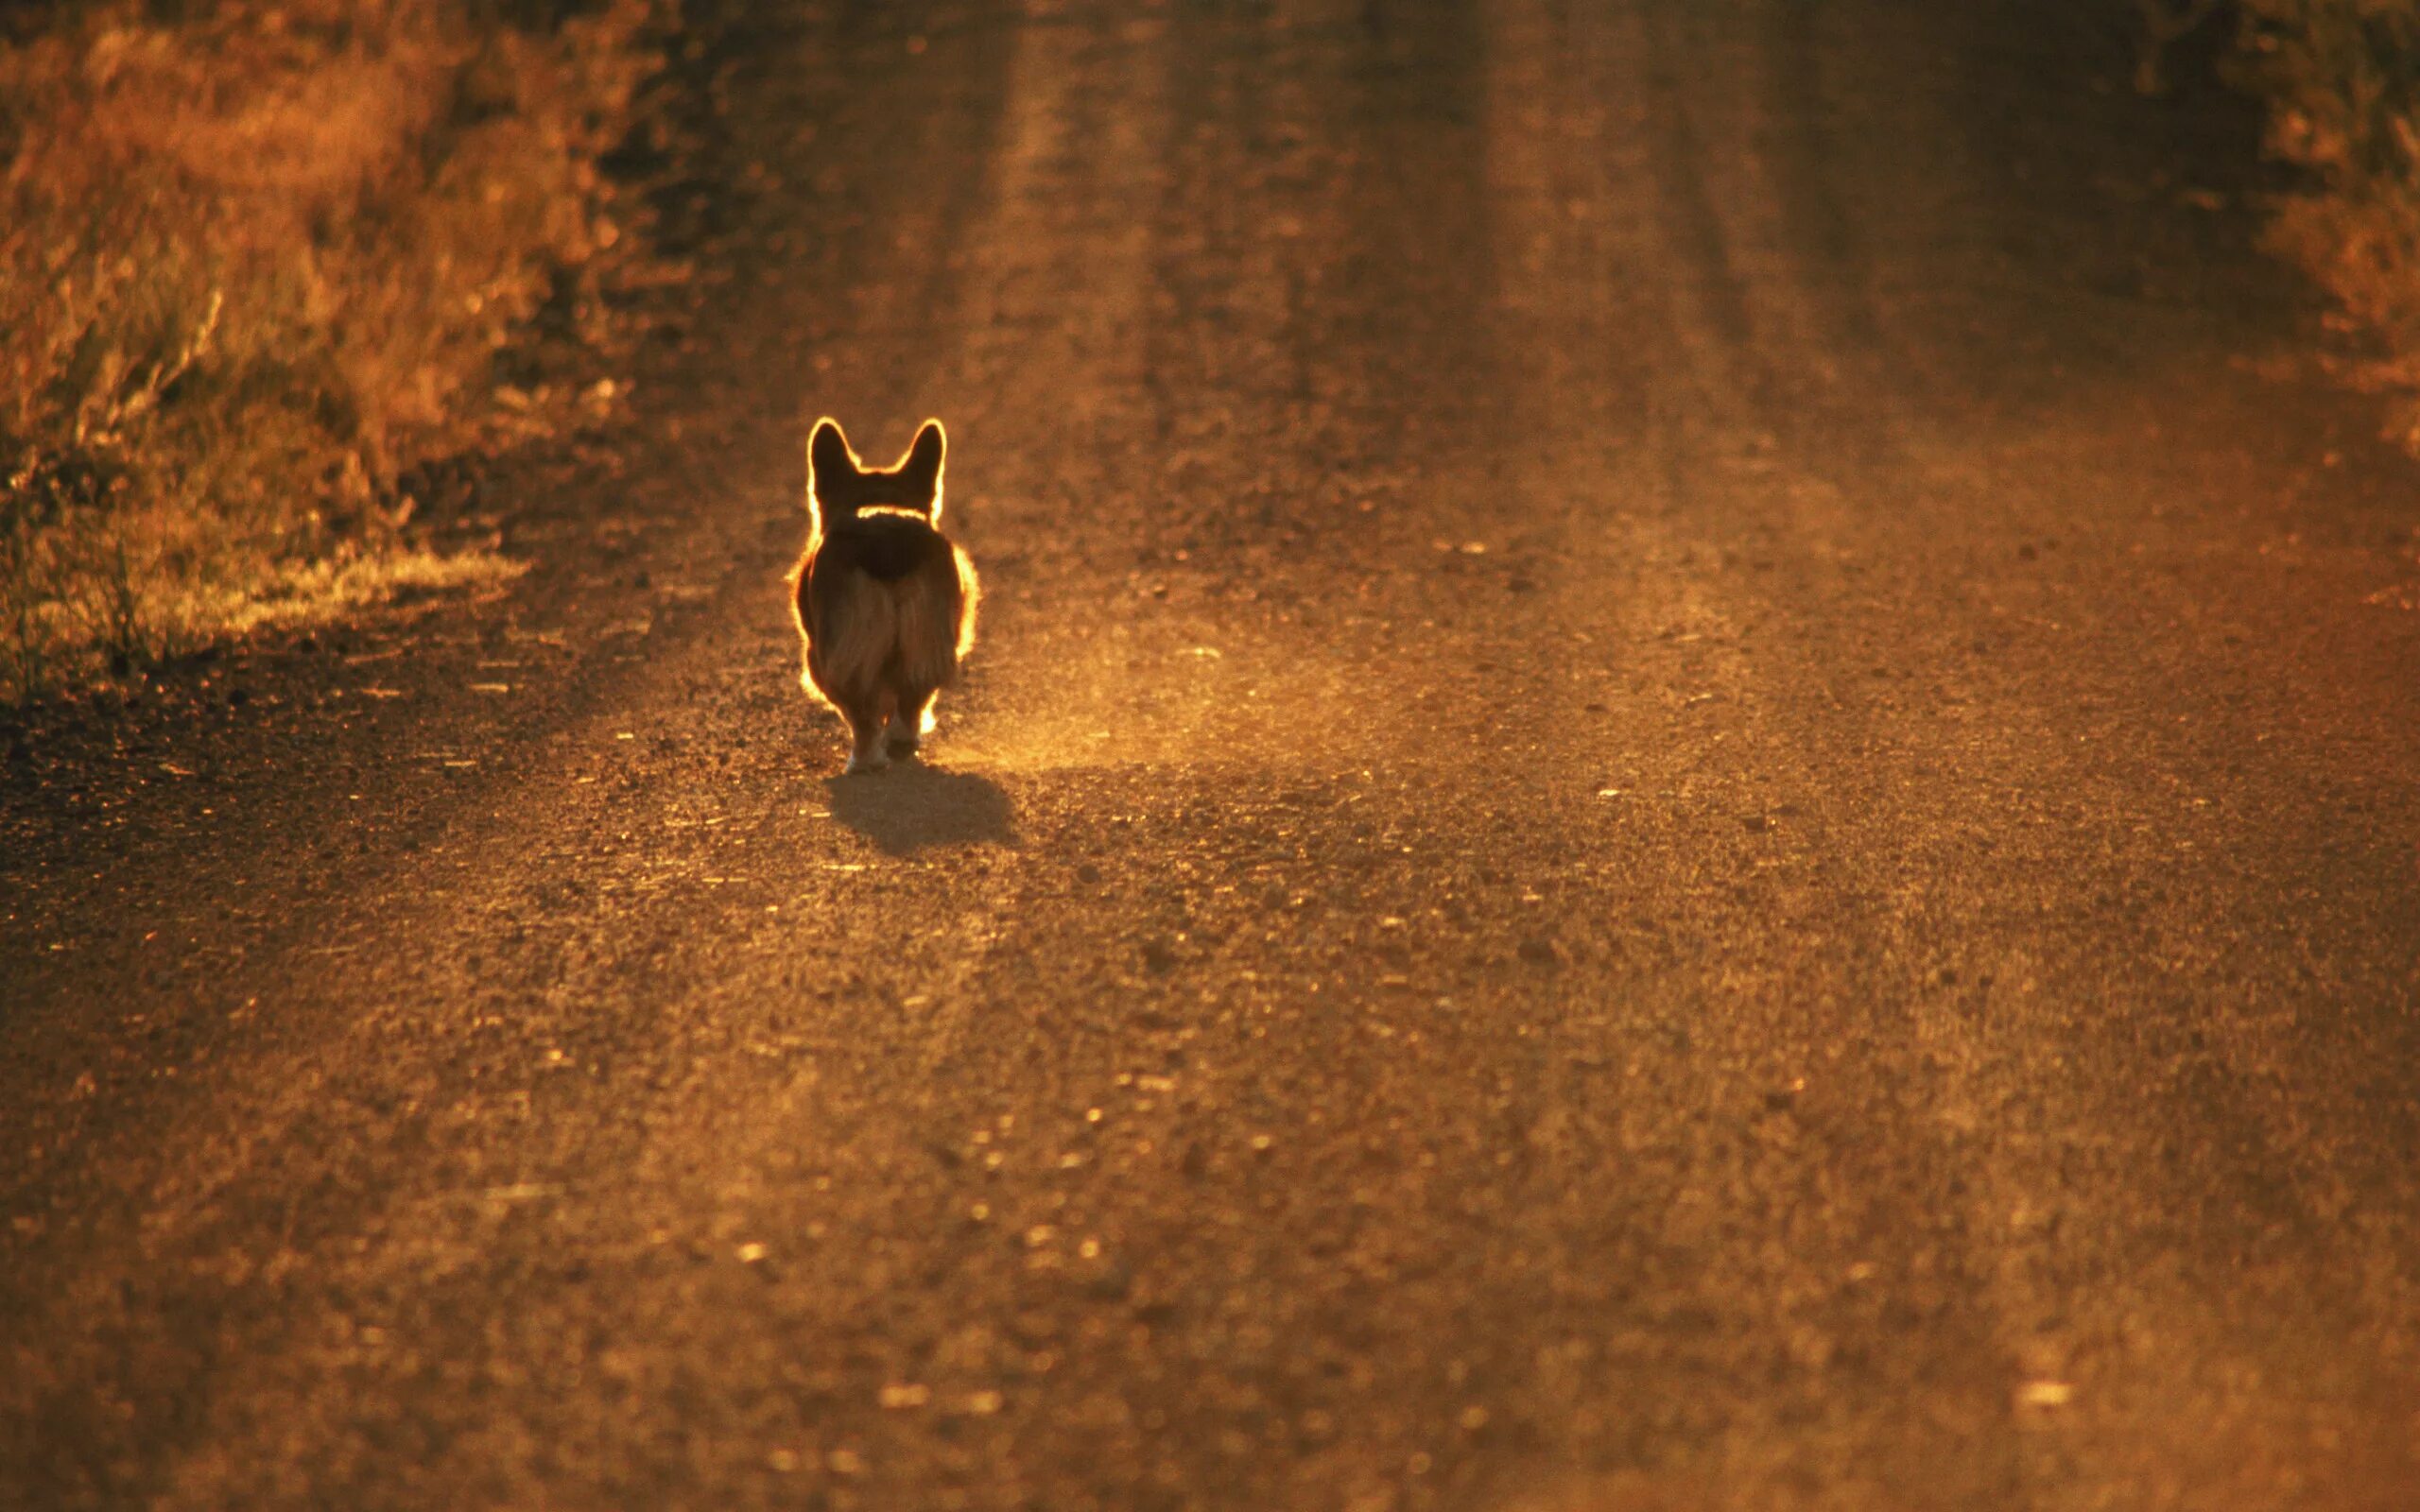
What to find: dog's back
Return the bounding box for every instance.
[790,418,978,772]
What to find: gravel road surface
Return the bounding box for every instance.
[7,2,2418,1507]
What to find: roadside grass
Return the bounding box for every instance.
[0,0,662,700]
[2228,1,2420,455]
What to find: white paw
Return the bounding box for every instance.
[843,749,890,775]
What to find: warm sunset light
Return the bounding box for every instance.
[6,2,2418,1509]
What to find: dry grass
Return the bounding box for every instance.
[0,0,660,699]
[2229,1,2420,454]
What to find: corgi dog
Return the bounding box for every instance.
[790,418,979,773]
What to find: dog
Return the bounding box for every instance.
[789,417,979,773]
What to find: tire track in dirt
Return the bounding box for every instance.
[1606,3,2420,1503]
[0,8,1028,1503]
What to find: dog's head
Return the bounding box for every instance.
[807,418,946,529]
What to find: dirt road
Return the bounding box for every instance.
[7,2,2419,1507]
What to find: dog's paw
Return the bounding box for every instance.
[842,749,890,775]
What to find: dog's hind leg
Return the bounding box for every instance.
[886,684,935,758]
[840,695,890,774]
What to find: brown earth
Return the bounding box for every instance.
[5,2,2418,1508]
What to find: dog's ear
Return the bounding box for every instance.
[898,419,946,516]
[808,418,859,517]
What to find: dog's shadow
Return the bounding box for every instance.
[824,760,1016,857]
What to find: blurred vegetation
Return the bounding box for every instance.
[0,0,664,700]
[2206,1,2420,454]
